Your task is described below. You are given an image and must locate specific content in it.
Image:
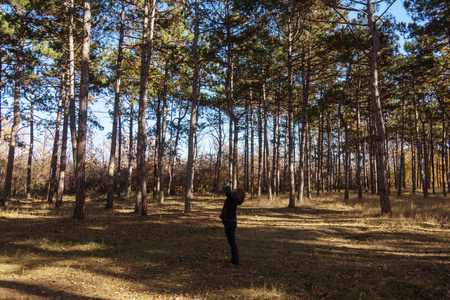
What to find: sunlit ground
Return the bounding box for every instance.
[0,190,448,299]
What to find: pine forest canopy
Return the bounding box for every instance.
[0,0,448,219]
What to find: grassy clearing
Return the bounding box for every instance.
[0,190,448,299]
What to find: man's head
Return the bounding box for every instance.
[234,188,246,203]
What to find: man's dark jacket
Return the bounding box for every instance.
[220,185,243,221]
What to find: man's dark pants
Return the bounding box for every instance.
[222,220,239,264]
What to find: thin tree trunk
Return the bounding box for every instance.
[68,0,77,171]
[250,90,255,199]
[430,120,435,194]
[398,97,405,196]
[215,108,223,195]
[185,0,199,213]
[47,75,65,203]
[258,101,263,196]
[126,103,134,198]
[26,103,34,199]
[56,71,71,208]
[443,115,447,196]
[106,0,126,208]
[263,78,272,200]
[74,0,91,220]
[158,60,169,204]
[287,35,296,207]
[356,81,363,200]
[2,21,25,205]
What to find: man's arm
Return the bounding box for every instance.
[224,185,239,203]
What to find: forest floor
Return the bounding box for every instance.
[0,190,448,299]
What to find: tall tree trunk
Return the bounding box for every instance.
[26,103,34,199]
[367,0,391,215]
[287,36,296,207]
[250,90,255,199]
[337,119,341,192]
[68,0,77,171]
[263,78,272,200]
[56,72,71,208]
[443,115,447,196]
[154,98,161,201]
[422,120,429,198]
[47,75,65,203]
[398,97,405,196]
[215,108,223,195]
[169,106,187,195]
[136,0,156,215]
[74,0,91,220]
[306,123,311,199]
[106,0,126,208]
[158,61,169,204]
[356,81,363,200]
[258,101,263,196]
[126,103,134,198]
[185,0,199,213]
[430,120,435,194]
[2,21,25,205]
[272,110,278,197]
[117,111,122,196]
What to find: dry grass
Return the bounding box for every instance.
[0,190,448,299]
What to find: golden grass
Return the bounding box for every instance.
[0,190,448,299]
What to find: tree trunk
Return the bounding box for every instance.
[430,120,435,194]
[2,21,25,205]
[356,81,363,200]
[136,0,156,215]
[185,0,199,213]
[263,78,272,200]
[287,37,296,207]
[106,0,126,208]
[258,101,263,196]
[443,115,447,196]
[68,0,77,172]
[215,108,223,195]
[56,71,71,208]
[250,90,255,199]
[158,61,169,204]
[73,0,91,220]
[47,75,65,203]
[126,103,134,198]
[26,103,34,199]
[367,0,391,215]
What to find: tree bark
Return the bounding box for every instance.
[443,115,447,196]
[136,0,156,215]
[263,78,272,200]
[26,103,34,199]
[158,60,169,204]
[287,35,296,207]
[126,103,134,198]
[68,0,77,172]
[2,20,25,205]
[56,71,71,208]
[185,0,199,213]
[47,75,65,203]
[106,0,126,208]
[367,0,391,215]
[74,0,91,220]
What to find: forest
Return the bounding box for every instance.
[0,0,449,299]
[1,0,448,217]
